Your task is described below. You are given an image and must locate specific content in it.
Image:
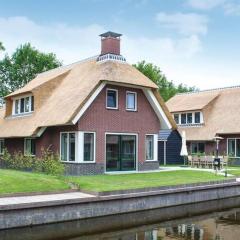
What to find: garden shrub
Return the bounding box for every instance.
[1,148,64,176]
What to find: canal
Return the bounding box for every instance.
[1,197,240,240]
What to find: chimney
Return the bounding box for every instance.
[100,31,122,55]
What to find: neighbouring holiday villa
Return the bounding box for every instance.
[167,86,240,164]
[0,32,178,175]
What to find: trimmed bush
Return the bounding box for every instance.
[1,148,64,176]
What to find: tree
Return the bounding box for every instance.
[0,42,5,51]
[133,61,197,101]
[0,43,62,98]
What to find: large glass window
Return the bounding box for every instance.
[106,89,118,109]
[60,132,76,161]
[146,135,154,160]
[187,113,193,124]
[14,95,34,115]
[181,113,187,124]
[126,92,137,111]
[24,138,36,156]
[195,112,201,123]
[0,139,4,155]
[84,133,95,162]
[191,142,205,154]
[228,138,240,157]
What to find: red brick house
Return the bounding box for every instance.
[0,32,176,175]
[167,86,240,164]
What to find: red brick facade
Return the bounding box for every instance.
[3,84,161,174]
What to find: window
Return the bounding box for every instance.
[195,112,201,124]
[0,139,4,155]
[181,113,187,124]
[14,95,34,115]
[106,89,118,109]
[228,138,240,157]
[187,113,193,124]
[191,142,205,154]
[145,135,154,160]
[84,132,95,162]
[60,132,76,161]
[24,138,36,156]
[126,91,137,111]
[174,114,179,124]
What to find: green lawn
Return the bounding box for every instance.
[0,169,233,194]
[67,170,226,192]
[0,169,69,194]
[227,167,240,176]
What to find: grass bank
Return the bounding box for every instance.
[0,169,232,194]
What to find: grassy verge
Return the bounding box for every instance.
[67,170,226,192]
[0,169,69,194]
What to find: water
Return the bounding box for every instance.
[1,198,240,240]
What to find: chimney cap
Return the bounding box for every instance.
[99,31,122,38]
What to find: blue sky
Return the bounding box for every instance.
[1,0,240,89]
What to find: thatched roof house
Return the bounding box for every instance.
[0,31,177,174]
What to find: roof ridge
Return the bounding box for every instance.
[37,55,99,77]
[176,85,240,96]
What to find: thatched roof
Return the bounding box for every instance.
[0,57,176,138]
[167,86,240,141]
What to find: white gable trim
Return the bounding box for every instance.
[36,127,47,137]
[72,82,106,124]
[143,89,172,130]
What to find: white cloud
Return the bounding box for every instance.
[156,12,208,35]
[224,3,240,16]
[187,0,226,10]
[0,16,236,90]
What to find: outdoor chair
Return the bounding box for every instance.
[199,156,207,168]
[188,155,193,167]
[206,155,214,169]
[192,155,200,168]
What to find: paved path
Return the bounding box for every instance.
[0,192,94,206]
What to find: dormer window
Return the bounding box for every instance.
[173,111,203,125]
[13,95,34,115]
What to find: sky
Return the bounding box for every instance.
[0,0,240,90]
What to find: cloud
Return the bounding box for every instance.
[156,12,208,35]
[224,3,240,16]
[187,0,226,10]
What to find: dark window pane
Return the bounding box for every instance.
[146,135,154,160]
[107,90,117,108]
[61,133,68,161]
[25,138,35,155]
[181,114,186,124]
[187,113,192,124]
[198,143,205,153]
[20,98,25,113]
[15,99,19,114]
[84,133,94,161]
[31,139,36,155]
[69,133,75,161]
[236,139,240,157]
[195,112,201,123]
[0,140,4,154]
[228,139,235,157]
[25,97,30,112]
[191,143,198,154]
[31,96,34,111]
[174,114,179,124]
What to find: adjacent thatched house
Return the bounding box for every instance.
[0,32,176,175]
[167,86,240,162]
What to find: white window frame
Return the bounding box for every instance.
[0,139,4,155]
[24,138,36,156]
[173,111,204,125]
[60,132,77,162]
[145,134,158,162]
[106,88,118,110]
[227,138,240,158]
[12,94,34,116]
[79,131,96,163]
[126,91,137,111]
[173,113,179,124]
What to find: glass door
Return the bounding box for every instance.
[106,134,136,172]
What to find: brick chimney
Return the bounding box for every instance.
[100,31,122,55]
